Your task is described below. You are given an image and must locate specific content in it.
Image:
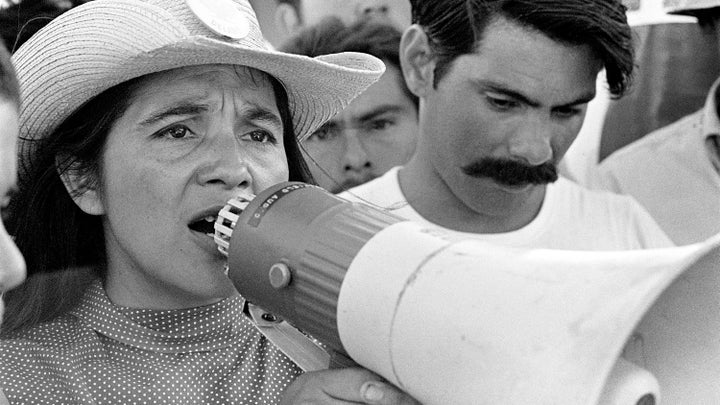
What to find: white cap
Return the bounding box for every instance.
[665,0,720,15]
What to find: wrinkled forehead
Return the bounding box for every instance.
[129,64,277,97]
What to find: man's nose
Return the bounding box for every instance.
[508,120,554,166]
[342,132,372,173]
[356,0,390,19]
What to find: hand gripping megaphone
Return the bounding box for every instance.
[214,182,720,405]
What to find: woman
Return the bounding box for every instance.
[0,0,415,403]
[0,39,26,405]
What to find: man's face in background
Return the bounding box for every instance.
[302,64,418,193]
[296,0,411,31]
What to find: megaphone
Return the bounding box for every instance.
[214,182,720,405]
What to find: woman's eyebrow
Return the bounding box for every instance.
[241,104,283,129]
[138,101,210,127]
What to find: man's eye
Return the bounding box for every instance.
[553,107,582,119]
[367,119,394,131]
[247,130,277,144]
[307,127,337,141]
[156,125,190,139]
[486,96,518,110]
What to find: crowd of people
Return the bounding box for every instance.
[0,0,717,403]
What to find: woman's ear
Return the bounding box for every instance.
[399,24,437,99]
[56,157,104,216]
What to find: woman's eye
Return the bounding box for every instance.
[156,125,190,139]
[247,130,277,144]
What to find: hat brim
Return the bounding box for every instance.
[17,36,384,166]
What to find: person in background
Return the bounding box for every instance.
[0,0,417,404]
[0,0,88,51]
[0,39,25,405]
[596,0,720,246]
[264,0,411,48]
[281,18,418,193]
[342,0,673,250]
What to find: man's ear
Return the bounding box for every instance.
[57,157,105,216]
[399,24,436,99]
[274,3,302,39]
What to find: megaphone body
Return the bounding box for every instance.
[214,182,720,405]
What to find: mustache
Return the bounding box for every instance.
[461,158,558,187]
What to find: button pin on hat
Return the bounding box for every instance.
[186,0,250,39]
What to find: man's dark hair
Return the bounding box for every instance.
[280,17,418,108]
[410,0,634,98]
[0,41,19,109]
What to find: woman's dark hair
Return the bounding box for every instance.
[2,68,312,334]
[410,0,634,98]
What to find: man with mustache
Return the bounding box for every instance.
[342,0,672,250]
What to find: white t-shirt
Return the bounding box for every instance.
[340,167,673,250]
[596,80,720,246]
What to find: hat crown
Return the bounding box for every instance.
[11,0,269,145]
[12,0,385,179]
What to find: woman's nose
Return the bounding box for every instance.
[195,133,253,191]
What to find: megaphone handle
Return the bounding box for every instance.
[246,303,332,372]
[329,350,359,369]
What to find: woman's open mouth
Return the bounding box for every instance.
[188,215,218,238]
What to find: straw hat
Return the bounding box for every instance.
[12,0,385,174]
[665,0,720,14]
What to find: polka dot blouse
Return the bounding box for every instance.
[0,280,303,404]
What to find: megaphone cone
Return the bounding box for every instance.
[217,182,720,404]
[340,224,718,404]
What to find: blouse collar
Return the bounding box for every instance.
[70,280,250,353]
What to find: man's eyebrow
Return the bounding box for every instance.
[475,80,541,107]
[138,101,210,127]
[356,105,408,123]
[561,91,596,107]
[475,80,596,108]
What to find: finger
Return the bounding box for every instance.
[359,380,421,405]
[316,368,381,401]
